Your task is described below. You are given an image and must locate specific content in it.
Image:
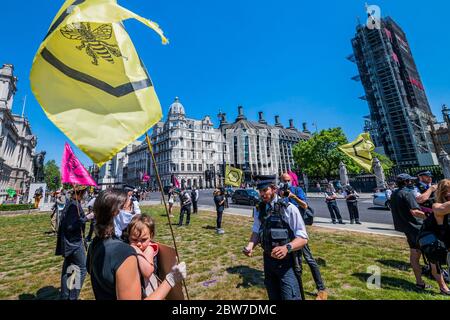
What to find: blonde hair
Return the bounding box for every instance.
[127,214,155,240]
[435,179,450,204]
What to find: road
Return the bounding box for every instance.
[145,189,394,225]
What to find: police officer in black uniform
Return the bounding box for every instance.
[413,170,437,216]
[243,175,308,300]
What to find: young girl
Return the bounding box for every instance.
[127,214,161,296]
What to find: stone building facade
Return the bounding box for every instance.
[218,106,311,182]
[148,97,228,189]
[0,64,37,200]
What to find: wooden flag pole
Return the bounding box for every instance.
[145,133,190,300]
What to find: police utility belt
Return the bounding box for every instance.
[258,200,295,257]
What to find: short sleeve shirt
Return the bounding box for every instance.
[390,187,423,233]
[86,237,137,300]
[252,195,308,239]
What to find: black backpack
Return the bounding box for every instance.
[300,206,314,226]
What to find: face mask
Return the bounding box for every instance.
[287,182,292,188]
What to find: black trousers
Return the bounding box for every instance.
[216,210,224,229]
[326,201,342,222]
[179,205,191,226]
[346,201,360,221]
[299,244,326,291]
[192,201,198,213]
[86,220,95,241]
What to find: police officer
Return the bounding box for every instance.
[243,175,308,300]
[280,173,328,300]
[414,170,437,216]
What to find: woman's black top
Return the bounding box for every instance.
[87,236,140,300]
[214,195,225,212]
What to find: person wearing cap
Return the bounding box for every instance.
[280,173,328,300]
[178,188,192,226]
[390,174,431,290]
[55,185,89,300]
[413,170,437,217]
[243,175,308,300]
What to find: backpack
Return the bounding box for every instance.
[300,206,314,226]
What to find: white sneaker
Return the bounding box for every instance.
[218,229,225,235]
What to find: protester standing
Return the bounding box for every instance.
[243,175,308,300]
[168,186,175,218]
[191,187,199,214]
[390,174,431,290]
[343,186,361,224]
[86,189,187,300]
[280,173,328,300]
[178,189,192,226]
[55,185,88,300]
[426,179,450,295]
[213,188,226,235]
[85,189,99,243]
[324,186,345,224]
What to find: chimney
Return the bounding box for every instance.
[218,111,228,126]
[258,111,267,124]
[288,119,296,130]
[236,106,247,121]
[274,115,283,128]
[302,122,311,134]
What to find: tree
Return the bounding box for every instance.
[292,128,393,179]
[44,160,61,192]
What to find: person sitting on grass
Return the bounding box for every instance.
[127,214,162,296]
[87,189,187,300]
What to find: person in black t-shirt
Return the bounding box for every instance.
[343,186,360,224]
[213,188,226,234]
[55,185,88,300]
[86,189,187,300]
[390,173,431,290]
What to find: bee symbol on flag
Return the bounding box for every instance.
[61,22,126,66]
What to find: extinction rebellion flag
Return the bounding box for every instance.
[30,0,168,167]
[338,133,375,173]
[225,165,243,187]
[61,142,97,186]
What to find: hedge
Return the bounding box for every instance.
[0,204,37,211]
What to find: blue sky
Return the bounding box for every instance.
[1,0,449,166]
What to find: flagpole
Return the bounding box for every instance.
[145,133,190,300]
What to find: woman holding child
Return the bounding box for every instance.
[87,189,187,300]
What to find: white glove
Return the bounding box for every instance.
[86,212,95,220]
[165,262,187,288]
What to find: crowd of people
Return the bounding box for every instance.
[53,185,187,300]
[49,168,450,300]
[390,170,450,295]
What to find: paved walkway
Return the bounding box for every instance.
[140,200,403,238]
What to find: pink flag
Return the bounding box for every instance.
[143,174,150,182]
[61,143,97,186]
[288,171,299,187]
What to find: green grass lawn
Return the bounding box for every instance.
[0,205,448,300]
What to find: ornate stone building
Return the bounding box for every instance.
[148,97,228,189]
[97,140,142,189]
[0,64,36,200]
[218,106,311,182]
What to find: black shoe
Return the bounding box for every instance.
[332,220,337,224]
[350,220,355,225]
[416,283,432,291]
[355,221,362,225]
[338,221,346,225]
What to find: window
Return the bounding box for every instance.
[187,164,191,171]
[199,164,203,171]
[181,163,185,171]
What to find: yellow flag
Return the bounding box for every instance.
[338,133,375,172]
[30,0,168,166]
[225,165,243,187]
